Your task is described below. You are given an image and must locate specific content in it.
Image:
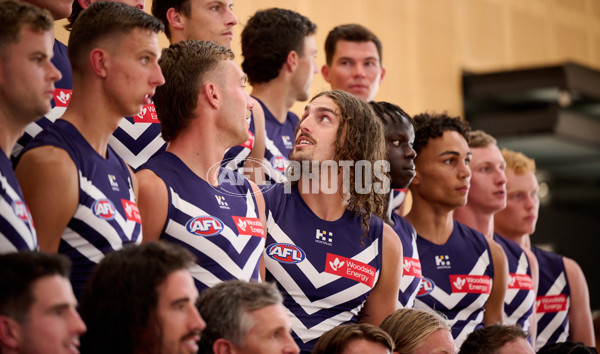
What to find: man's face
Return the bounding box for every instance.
[232,304,299,354]
[412,329,457,354]
[494,170,539,238]
[25,0,73,20]
[88,0,144,10]
[386,117,416,189]
[181,0,237,48]
[217,59,253,147]
[291,35,318,102]
[411,130,471,209]
[0,26,61,126]
[322,40,385,102]
[291,95,340,163]
[156,269,206,354]
[15,275,86,354]
[103,27,165,118]
[466,144,507,214]
[340,339,390,354]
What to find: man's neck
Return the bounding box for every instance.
[405,197,456,245]
[496,229,532,250]
[251,81,295,124]
[0,109,23,156]
[297,173,348,221]
[454,204,495,239]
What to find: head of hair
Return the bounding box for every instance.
[0,252,71,323]
[312,323,394,354]
[0,0,53,59]
[291,90,388,239]
[324,24,382,66]
[197,280,282,351]
[380,308,451,354]
[67,1,164,75]
[151,0,190,39]
[412,112,471,155]
[241,8,316,85]
[501,148,536,175]
[64,0,83,31]
[80,241,196,354]
[155,40,234,142]
[537,341,598,354]
[468,130,497,148]
[458,324,529,354]
[369,101,414,132]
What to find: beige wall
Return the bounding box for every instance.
[55,0,600,118]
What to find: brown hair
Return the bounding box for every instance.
[380,308,451,353]
[468,130,497,148]
[0,0,53,58]
[312,323,394,354]
[459,324,529,354]
[324,24,382,65]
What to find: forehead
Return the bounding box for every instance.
[5,25,53,53]
[157,269,197,302]
[420,130,469,157]
[506,170,538,191]
[333,40,379,60]
[470,144,503,164]
[31,275,74,309]
[306,95,340,115]
[191,0,233,8]
[385,117,414,137]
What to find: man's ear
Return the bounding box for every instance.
[166,7,185,31]
[284,50,298,73]
[379,65,386,84]
[78,0,92,9]
[203,82,220,110]
[321,64,331,83]
[0,316,21,350]
[213,338,236,354]
[89,48,108,79]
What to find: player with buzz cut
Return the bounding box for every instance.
[494,149,594,350]
[454,130,538,346]
[405,113,508,347]
[136,40,267,293]
[241,7,318,184]
[15,2,165,298]
[263,90,402,352]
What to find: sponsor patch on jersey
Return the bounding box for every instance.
[270,156,287,173]
[508,273,534,290]
[450,274,491,294]
[121,199,141,224]
[240,131,254,149]
[133,103,159,123]
[266,243,305,264]
[324,253,376,287]
[53,88,72,107]
[231,216,265,238]
[416,276,435,296]
[11,200,29,222]
[185,216,224,237]
[536,294,568,313]
[315,228,333,246]
[92,199,116,220]
[402,257,422,278]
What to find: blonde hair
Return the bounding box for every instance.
[468,130,496,148]
[379,308,450,354]
[501,148,536,175]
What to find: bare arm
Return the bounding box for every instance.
[359,223,402,326]
[135,169,168,243]
[524,247,539,345]
[564,257,595,347]
[126,164,139,201]
[484,238,508,326]
[249,180,267,280]
[244,98,266,184]
[15,146,78,252]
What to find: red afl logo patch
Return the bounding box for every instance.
[270,156,287,172]
[92,199,116,220]
[416,277,435,297]
[185,216,224,237]
[266,243,305,264]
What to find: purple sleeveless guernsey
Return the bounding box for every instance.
[263,183,384,353]
[19,120,142,297]
[0,150,37,252]
[12,40,72,162]
[256,98,299,184]
[531,246,570,350]
[493,233,535,335]
[391,213,421,308]
[139,152,265,293]
[414,220,494,347]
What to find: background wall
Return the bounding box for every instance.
[54,0,600,308]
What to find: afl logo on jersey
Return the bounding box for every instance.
[266,243,305,264]
[185,216,224,237]
[92,199,116,220]
[416,276,435,297]
[11,200,29,221]
[270,156,287,172]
